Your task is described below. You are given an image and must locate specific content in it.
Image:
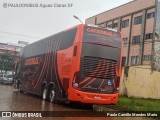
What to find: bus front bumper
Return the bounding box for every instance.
[68,88,118,104]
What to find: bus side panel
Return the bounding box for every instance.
[19,38,58,95]
[18,28,78,101]
[57,25,84,99]
[57,46,73,97]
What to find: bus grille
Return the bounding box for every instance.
[81,56,118,79]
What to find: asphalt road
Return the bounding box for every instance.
[0,84,157,120]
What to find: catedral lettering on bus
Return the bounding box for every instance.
[14,24,122,105]
[87,28,113,37]
[25,57,40,66]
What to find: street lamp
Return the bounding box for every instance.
[73,15,83,24]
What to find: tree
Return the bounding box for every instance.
[0,53,16,73]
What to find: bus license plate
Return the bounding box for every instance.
[94,96,101,99]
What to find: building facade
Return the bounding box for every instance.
[86,0,158,67]
[0,42,23,56]
[86,0,160,99]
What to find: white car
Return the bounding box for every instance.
[0,74,13,85]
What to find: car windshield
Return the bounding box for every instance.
[4,75,12,78]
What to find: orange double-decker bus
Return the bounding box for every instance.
[15,24,122,105]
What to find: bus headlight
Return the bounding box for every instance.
[73,83,78,88]
[72,72,80,89]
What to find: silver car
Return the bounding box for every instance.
[0,74,13,85]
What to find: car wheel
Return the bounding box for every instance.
[49,86,56,103]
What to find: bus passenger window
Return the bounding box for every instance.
[73,46,77,56]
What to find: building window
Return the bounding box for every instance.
[145,33,153,40]
[108,24,112,28]
[122,56,126,66]
[147,12,155,19]
[132,35,141,44]
[121,19,129,28]
[123,38,128,46]
[112,23,118,28]
[143,55,151,61]
[134,16,142,25]
[131,56,139,65]
[98,23,106,27]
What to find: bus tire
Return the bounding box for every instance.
[49,86,56,103]
[42,86,48,100]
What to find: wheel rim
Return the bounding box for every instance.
[42,88,47,100]
[50,89,55,102]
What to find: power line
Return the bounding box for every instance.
[0,30,41,39]
[122,40,157,47]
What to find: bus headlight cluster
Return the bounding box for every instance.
[72,72,80,89]
[73,83,78,88]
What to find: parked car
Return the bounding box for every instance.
[0,74,13,85]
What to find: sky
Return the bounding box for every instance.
[0,0,133,44]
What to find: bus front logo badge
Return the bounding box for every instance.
[108,80,112,86]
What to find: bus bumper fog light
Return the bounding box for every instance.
[83,95,87,99]
[73,83,78,88]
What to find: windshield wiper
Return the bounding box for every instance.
[82,86,98,90]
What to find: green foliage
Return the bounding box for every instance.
[0,53,15,72]
[108,96,160,111]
